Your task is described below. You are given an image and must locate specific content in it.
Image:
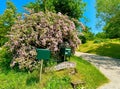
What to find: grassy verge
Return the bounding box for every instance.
[0,48,108,89]
[77,39,120,59]
[71,56,108,89]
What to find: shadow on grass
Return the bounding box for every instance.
[0,54,12,74]
[86,43,120,59]
[26,75,39,86]
[26,70,39,86]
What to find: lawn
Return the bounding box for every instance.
[0,48,108,89]
[77,39,120,59]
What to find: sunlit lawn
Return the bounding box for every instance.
[77,39,120,59]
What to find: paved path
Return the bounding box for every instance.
[75,52,120,89]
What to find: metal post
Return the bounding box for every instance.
[39,59,43,81]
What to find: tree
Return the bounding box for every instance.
[103,11,120,38]
[0,1,19,46]
[25,0,86,19]
[95,32,107,39]
[5,11,81,70]
[78,26,94,43]
[96,0,120,23]
[53,0,85,19]
[96,0,120,38]
[24,0,55,13]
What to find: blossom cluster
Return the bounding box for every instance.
[6,11,81,70]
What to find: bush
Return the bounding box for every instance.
[93,39,111,44]
[95,32,107,39]
[0,47,12,72]
[93,39,103,43]
[78,35,86,44]
[5,11,81,70]
[0,37,8,47]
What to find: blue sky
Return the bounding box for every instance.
[0,0,102,33]
[82,0,102,33]
[0,0,35,13]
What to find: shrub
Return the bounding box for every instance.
[95,32,107,39]
[0,47,12,72]
[5,11,81,70]
[78,35,86,44]
[93,39,103,43]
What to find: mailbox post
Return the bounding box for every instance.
[36,48,50,81]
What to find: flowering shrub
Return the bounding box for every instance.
[6,11,81,70]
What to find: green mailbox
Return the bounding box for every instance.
[36,48,50,60]
[61,48,71,57]
[65,48,71,56]
[36,48,50,81]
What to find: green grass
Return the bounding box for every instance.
[0,71,40,89]
[71,56,108,89]
[77,39,120,59]
[0,48,108,89]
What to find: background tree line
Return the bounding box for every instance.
[96,0,120,39]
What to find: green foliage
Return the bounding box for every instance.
[96,0,120,23]
[5,11,81,70]
[78,27,94,44]
[26,70,39,85]
[93,39,112,44]
[24,0,55,13]
[83,27,95,41]
[0,47,12,72]
[93,39,108,44]
[45,76,71,89]
[0,1,19,46]
[25,0,86,19]
[104,11,120,38]
[96,0,120,38]
[78,35,86,44]
[0,36,8,47]
[95,32,107,39]
[53,0,86,19]
[93,39,103,43]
